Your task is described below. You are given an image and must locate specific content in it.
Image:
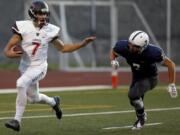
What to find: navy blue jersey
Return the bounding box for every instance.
[113,40,165,79]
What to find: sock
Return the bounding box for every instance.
[38,93,56,107]
[14,87,27,123]
[136,108,145,116]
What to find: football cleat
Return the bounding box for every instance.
[53,96,62,119]
[132,113,147,130]
[132,119,145,130]
[5,119,20,132]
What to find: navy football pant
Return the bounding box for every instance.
[128,76,158,116]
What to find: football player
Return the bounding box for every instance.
[4,0,96,132]
[110,30,177,130]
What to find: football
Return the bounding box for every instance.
[13,45,23,54]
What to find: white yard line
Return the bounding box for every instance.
[103,122,163,130]
[0,85,111,94]
[0,85,179,94]
[0,106,180,120]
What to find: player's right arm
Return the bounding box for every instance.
[4,34,22,58]
[110,49,119,69]
[110,41,126,69]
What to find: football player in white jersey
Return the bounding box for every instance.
[3,0,96,132]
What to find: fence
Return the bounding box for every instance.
[0,0,180,71]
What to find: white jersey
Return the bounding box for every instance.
[12,20,60,69]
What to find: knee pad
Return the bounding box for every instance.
[16,76,31,88]
[27,97,35,104]
[27,95,40,104]
[130,98,144,110]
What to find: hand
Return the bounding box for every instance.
[167,83,178,98]
[5,46,22,58]
[82,36,96,46]
[111,60,119,69]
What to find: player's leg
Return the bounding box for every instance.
[27,83,53,104]
[5,74,32,131]
[128,76,158,129]
[5,64,47,131]
[27,83,62,119]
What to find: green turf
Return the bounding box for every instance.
[0,87,179,135]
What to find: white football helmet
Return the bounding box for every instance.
[128,30,149,48]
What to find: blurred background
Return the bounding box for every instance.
[0,0,180,89]
[0,0,180,71]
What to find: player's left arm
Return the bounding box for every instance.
[52,36,96,53]
[154,46,177,98]
[161,56,177,98]
[162,56,176,84]
[155,47,175,84]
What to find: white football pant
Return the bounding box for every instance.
[15,62,55,122]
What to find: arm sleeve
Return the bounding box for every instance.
[113,40,128,57]
[50,25,60,42]
[11,22,22,39]
[113,42,121,55]
[51,35,59,42]
[152,48,166,63]
[12,22,21,35]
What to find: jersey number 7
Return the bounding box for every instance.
[32,42,40,56]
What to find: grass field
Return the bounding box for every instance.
[0,86,179,135]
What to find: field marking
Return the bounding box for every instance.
[0,106,180,120]
[0,85,179,94]
[102,122,163,130]
[0,105,113,114]
[0,85,111,94]
[0,108,51,114]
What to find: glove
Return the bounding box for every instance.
[167,83,178,98]
[111,60,119,69]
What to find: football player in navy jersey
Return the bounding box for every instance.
[4,0,95,132]
[110,30,177,130]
